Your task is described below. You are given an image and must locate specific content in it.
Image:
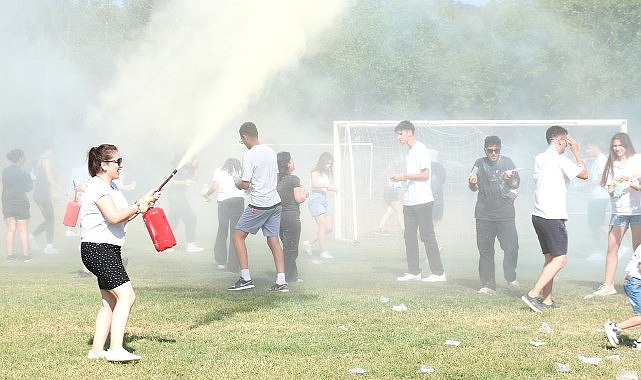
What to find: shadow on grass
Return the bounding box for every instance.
[139,284,319,329]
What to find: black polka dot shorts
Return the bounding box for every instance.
[81,242,130,290]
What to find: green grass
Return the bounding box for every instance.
[0,216,639,380]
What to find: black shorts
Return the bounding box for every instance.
[2,199,30,220]
[531,215,568,256]
[81,242,130,290]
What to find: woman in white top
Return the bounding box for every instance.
[202,158,245,271]
[591,133,641,297]
[81,144,159,362]
[303,152,336,259]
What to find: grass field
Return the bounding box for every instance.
[1,192,640,379]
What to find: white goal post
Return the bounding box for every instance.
[333,119,628,242]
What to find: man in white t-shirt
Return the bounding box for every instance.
[227,122,288,292]
[390,120,445,282]
[521,125,588,312]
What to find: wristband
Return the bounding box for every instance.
[134,201,142,215]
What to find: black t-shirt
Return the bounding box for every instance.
[277,174,301,214]
[2,165,32,203]
[472,156,519,221]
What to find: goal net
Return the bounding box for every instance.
[333,119,628,242]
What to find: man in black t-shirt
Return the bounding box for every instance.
[468,136,520,294]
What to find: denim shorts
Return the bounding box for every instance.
[308,192,330,217]
[624,277,641,314]
[610,214,641,228]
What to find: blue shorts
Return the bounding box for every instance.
[610,214,641,228]
[236,204,282,237]
[531,215,568,256]
[308,192,330,217]
[624,277,641,314]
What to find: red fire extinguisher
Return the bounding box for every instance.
[63,184,81,227]
[143,170,177,252]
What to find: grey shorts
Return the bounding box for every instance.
[532,215,568,256]
[236,204,282,237]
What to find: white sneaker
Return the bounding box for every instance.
[87,349,108,359]
[105,348,141,362]
[44,245,60,254]
[604,321,621,347]
[303,240,313,255]
[320,251,333,259]
[477,287,496,295]
[186,243,204,253]
[422,273,447,282]
[592,284,617,297]
[65,229,77,237]
[397,273,421,282]
[507,280,520,291]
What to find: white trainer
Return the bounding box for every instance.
[397,273,421,282]
[186,243,204,253]
[477,287,496,295]
[303,240,313,255]
[592,284,617,297]
[422,273,447,282]
[87,349,108,359]
[320,251,333,259]
[105,348,141,362]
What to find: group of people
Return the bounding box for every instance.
[2,145,68,263]
[9,121,641,362]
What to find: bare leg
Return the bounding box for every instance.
[232,229,250,270]
[91,290,116,353]
[529,253,567,304]
[16,219,29,256]
[5,218,16,257]
[107,282,136,351]
[604,226,625,287]
[267,235,285,273]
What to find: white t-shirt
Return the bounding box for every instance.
[241,144,281,207]
[532,147,583,220]
[606,153,641,215]
[403,141,434,206]
[625,246,641,279]
[212,167,245,202]
[80,176,129,246]
[588,153,609,200]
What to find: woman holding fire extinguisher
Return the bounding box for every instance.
[81,144,160,362]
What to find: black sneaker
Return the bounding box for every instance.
[268,283,289,292]
[521,294,544,312]
[227,277,254,291]
[6,255,17,262]
[542,300,561,309]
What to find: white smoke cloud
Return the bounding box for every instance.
[87,0,351,169]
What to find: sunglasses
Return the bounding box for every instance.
[485,149,500,154]
[105,157,123,165]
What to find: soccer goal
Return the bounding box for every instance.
[333,119,628,242]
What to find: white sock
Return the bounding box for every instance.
[241,269,251,281]
[276,273,286,285]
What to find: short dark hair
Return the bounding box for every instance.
[6,148,24,164]
[394,120,415,133]
[546,125,568,144]
[239,122,258,138]
[484,136,501,149]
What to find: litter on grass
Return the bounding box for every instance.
[339,325,349,331]
[577,355,602,365]
[605,354,620,361]
[529,341,546,347]
[555,363,571,373]
[392,303,407,312]
[348,367,366,374]
[379,295,390,303]
[617,369,639,380]
[419,365,435,373]
[444,339,461,346]
[538,322,553,334]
